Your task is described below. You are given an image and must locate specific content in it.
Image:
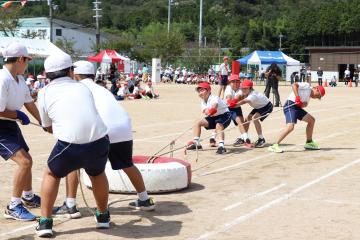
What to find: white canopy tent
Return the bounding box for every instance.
[0,37,64,58]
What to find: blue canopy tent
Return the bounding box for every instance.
[237,50,300,81]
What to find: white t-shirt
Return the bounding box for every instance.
[145,85,153,93]
[34,80,46,90]
[201,94,228,116]
[117,86,130,96]
[224,85,242,100]
[81,78,132,143]
[132,86,140,95]
[0,66,32,112]
[219,63,229,76]
[38,77,107,144]
[288,82,312,103]
[245,91,270,109]
[345,69,350,77]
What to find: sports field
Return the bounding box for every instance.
[1,83,359,240]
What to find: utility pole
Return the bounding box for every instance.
[279,34,284,51]
[199,0,203,48]
[93,1,102,51]
[48,0,53,42]
[167,0,171,34]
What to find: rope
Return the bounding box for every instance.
[77,169,96,216]
[146,102,297,159]
[0,117,42,127]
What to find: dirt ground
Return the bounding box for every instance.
[0,83,359,240]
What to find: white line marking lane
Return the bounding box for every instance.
[193,158,360,240]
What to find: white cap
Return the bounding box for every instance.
[37,74,46,79]
[44,52,73,73]
[2,42,32,59]
[73,61,95,75]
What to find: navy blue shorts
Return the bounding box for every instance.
[0,120,29,160]
[229,107,243,125]
[205,112,232,130]
[249,102,273,121]
[283,100,308,124]
[48,136,109,178]
[108,140,133,170]
[220,75,228,86]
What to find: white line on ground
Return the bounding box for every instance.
[0,223,37,238]
[194,157,360,240]
[293,197,360,206]
[223,183,286,211]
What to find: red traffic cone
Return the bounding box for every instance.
[324,79,328,87]
[349,80,353,87]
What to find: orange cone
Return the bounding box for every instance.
[324,79,328,87]
[349,80,353,87]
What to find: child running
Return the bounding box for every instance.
[186,82,232,154]
[268,82,325,153]
[235,79,273,148]
[224,74,253,148]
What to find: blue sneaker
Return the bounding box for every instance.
[22,194,41,208]
[4,204,36,221]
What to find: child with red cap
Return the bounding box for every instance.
[145,81,159,99]
[268,82,325,153]
[186,82,232,154]
[234,79,273,148]
[224,74,253,148]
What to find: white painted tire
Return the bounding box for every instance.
[82,156,192,193]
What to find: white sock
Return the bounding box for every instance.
[219,141,224,147]
[138,191,149,201]
[211,132,217,139]
[66,198,76,208]
[9,197,22,209]
[193,137,200,145]
[242,133,249,140]
[258,134,264,139]
[22,190,34,200]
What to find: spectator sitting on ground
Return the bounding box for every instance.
[145,81,159,99]
[34,74,46,91]
[117,81,132,100]
[132,81,147,99]
[329,76,337,87]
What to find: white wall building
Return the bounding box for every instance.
[1,17,109,56]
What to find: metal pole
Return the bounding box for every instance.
[93,1,102,51]
[49,0,53,42]
[279,34,284,51]
[167,0,171,34]
[199,0,203,48]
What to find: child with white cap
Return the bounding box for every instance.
[268,83,325,153]
[0,42,42,221]
[50,60,155,220]
[36,53,110,237]
[144,81,159,99]
[186,82,232,154]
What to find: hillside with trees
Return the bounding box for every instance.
[3,0,360,68]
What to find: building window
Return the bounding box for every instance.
[56,29,62,36]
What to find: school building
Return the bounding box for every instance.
[306,46,360,81]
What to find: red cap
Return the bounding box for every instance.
[223,56,228,60]
[229,74,240,81]
[147,81,152,85]
[316,85,325,98]
[241,79,253,88]
[124,81,128,85]
[196,82,211,91]
[130,73,134,78]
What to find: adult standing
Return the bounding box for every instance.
[0,42,42,221]
[218,56,230,98]
[264,62,282,107]
[344,67,350,86]
[306,66,312,84]
[300,66,306,82]
[316,67,323,86]
[36,53,110,237]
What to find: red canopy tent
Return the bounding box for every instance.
[88,50,130,72]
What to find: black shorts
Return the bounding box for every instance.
[249,102,273,121]
[229,107,243,125]
[48,136,109,178]
[108,140,134,170]
[0,120,29,160]
[205,112,232,130]
[220,75,228,86]
[283,100,308,124]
